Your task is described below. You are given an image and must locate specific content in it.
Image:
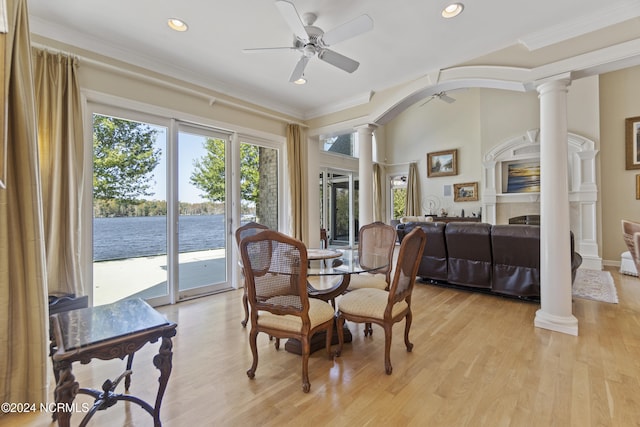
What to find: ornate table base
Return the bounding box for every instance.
[50,298,177,427]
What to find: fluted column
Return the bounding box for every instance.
[534,78,578,336]
[356,124,376,228]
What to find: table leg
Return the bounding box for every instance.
[152,332,175,426]
[53,360,79,427]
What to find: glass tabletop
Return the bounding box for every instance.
[51,298,172,352]
[307,248,389,277]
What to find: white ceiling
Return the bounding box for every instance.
[26,0,640,120]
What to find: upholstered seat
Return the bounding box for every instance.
[336,227,426,375]
[240,230,336,393]
[622,219,640,274]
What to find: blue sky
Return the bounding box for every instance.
[144,127,211,204]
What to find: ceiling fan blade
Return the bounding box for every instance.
[322,14,373,46]
[275,0,309,42]
[242,47,296,53]
[439,93,456,103]
[419,96,436,107]
[318,49,359,73]
[289,56,310,82]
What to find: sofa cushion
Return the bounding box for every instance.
[445,222,493,288]
[402,221,448,282]
[400,216,434,224]
[491,224,540,297]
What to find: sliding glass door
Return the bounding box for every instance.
[176,124,232,299]
[319,169,358,247]
[92,112,169,305]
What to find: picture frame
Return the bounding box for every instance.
[505,160,540,193]
[427,149,457,177]
[625,116,640,170]
[637,174,640,200]
[453,182,478,202]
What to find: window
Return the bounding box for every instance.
[390,174,407,220]
[89,103,282,307]
[320,132,358,158]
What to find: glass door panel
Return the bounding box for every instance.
[92,113,168,305]
[177,126,231,299]
[239,142,278,228]
[319,170,358,247]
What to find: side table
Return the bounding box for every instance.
[49,298,177,427]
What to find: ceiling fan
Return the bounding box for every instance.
[243,0,374,83]
[420,91,457,106]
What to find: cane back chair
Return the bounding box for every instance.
[240,230,336,392]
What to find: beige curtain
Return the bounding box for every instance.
[405,162,420,216]
[33,48,85,296]
[0,0,49,405]
[286,124,308,243]
[373,163,383,222]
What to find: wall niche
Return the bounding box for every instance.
[482,129,601,269]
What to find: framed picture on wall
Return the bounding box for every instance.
[453,182,478,202]
[505,160,540,193]
[427,149,458,177]
[637,174,640,200]
[626,116,640,170]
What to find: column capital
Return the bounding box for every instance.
[354,123,378,134]
[535,72,572,95]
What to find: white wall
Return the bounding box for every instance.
[381,79,604,257]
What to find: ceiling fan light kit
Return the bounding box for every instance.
[243,0,374,84]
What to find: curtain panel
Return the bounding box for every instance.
[32,48,85,297]
[0,0,49,405]
[373,163,383,222]
[286,124,308,243]
[406,162,420,216]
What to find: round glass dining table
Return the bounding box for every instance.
[284,247,390,355]
[306,248,390,302]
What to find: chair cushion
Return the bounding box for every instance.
[338,288,408,320]
[257,298,335,332]
[347,273,388,291]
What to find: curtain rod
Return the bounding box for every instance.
[31,42,308,128]
[381,160,420,167]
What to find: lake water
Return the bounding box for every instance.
[93,215,226,261]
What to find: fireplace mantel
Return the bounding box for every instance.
[482,129,601,269]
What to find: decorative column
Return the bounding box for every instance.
[356,124,376,228]
[534,77,578,336]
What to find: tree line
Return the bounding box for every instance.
[93,115,259,217]
[93,199,225,218]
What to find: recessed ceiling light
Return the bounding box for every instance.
[168,18,188,32]
[293,77,307,85]
[442,3,464,18]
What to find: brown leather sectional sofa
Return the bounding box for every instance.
[395,221,582,301]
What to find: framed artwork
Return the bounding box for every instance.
[427,149,457,177]
[626,116,640,170]
[637,175,640,200]
[505,160,540,193]
[453,182,478,202]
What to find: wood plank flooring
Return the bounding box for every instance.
[4,267,640,427]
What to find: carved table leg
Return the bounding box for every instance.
[152,332,175,426]
[125,353,134,391]
[53,360,79,427]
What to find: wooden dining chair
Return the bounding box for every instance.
[336,227,426,375]
[347,221,397,292]
[240,229,337,392]
[235,221,269,327]
[347,221,398,336]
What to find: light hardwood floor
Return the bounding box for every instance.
[4,267,640,427]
